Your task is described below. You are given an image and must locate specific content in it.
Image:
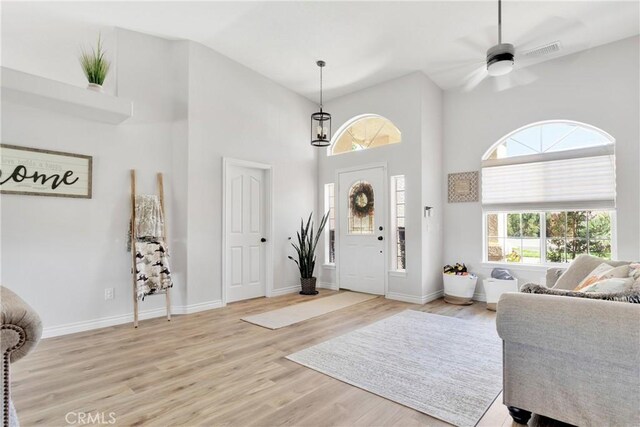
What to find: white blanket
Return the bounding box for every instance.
[135,240,173,300]
[134,195,164,239]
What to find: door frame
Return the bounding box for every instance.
[334,162,389,296]
[222,157,274,305]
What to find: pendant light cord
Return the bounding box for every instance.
[498,0,502,44]
[319,64,323,110]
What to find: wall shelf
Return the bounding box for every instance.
[1,67,133,124]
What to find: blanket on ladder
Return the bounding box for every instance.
[134,195,164,238]
[135,240,173,300]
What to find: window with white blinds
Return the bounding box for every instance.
[481,121,616,211]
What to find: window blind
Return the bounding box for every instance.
[482,153,616,211]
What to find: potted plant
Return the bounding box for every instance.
[443,263,478,305]
[288,212,329,295]
[79,35,110,93]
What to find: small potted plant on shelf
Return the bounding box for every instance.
[288,212,329,295]
[79,35,110,93]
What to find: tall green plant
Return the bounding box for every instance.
[79,35,110,85]
[288,212,330,279]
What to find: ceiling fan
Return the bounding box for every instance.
[486,0,514,77]
[445,0,585,92]
[459,0,535,91]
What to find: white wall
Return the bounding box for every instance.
[317,72,444,302]
[1,28,187,333]
[443,36,640,298]
[1,27,317,335]
[1,17,119,95]
[420,75,444,298]
[184,42,317,304]
[2,8,636,333]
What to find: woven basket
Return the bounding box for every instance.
[300,277,319,295]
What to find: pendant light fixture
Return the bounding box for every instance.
[311,60,331,147]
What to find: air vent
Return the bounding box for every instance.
[522,41,562,57]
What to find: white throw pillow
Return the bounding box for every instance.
[580,277,634,293]
[628,263,640,281]
[574,263,630,291]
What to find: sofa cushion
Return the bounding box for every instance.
[552,254,631,290]
[521,281,640,303]
[573,263,630,291]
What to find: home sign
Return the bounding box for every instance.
[0,144,93,198]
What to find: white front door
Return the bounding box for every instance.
[338,166,386,295]
[225,165,267,302]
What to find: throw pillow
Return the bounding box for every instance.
[573,263,629,291]
[628,263,640,282]
[521,282,640,304]
[579,277,634,293]
[552,254,629,290]
[553,254,612,290]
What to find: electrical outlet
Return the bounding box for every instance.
[104,288,115,300]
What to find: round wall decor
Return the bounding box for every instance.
[350,181,375,218]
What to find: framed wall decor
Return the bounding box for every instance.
[0,144,93,198]
[448,171,479,203]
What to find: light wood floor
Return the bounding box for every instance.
[12,291,570,426]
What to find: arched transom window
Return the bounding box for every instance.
[485,121,613,159]
[331,115,401,155]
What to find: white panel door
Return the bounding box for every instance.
[226,165,266,302]
[338,166,386,295]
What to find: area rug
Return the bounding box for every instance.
[241,291,378,329]
[286,310,502,427]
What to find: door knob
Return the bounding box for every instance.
[261,238,267,242]
[377,236,383,241]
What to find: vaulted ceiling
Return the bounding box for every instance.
[3,1,639,101]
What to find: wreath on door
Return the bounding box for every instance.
[350,182,375,218]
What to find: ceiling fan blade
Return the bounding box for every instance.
[493,74,513,92]
[514,67,538,86]
[426,58,485,91]
[493,67,538,92]
[454,25,496,56]
[427,59,485,87]
[427,58,485,75]
[462,66,488,92]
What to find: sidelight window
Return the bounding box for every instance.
[391,175,406,271]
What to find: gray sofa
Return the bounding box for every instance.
[1,287,42,427]
[496,255,640,427]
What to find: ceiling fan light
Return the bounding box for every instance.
[486,43,515,76]
[487,59,514,76]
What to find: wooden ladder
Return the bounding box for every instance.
[130,169,171,328]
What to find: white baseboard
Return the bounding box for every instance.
[42,299,224,338]
[269,282,339,294]
[385,289,443,305]
[269,285,301,296]
[423,289,445,303]
[177,300,225,314]
[473,292,487,302]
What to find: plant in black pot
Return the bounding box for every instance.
[288,212,329,295]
